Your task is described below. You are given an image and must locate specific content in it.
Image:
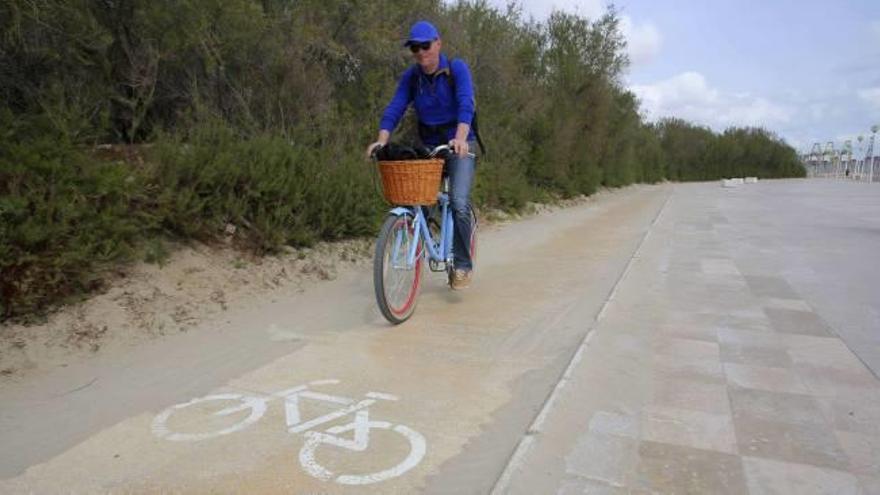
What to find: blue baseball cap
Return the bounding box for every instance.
[404,21,440,46]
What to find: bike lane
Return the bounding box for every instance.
[0,185,671,493]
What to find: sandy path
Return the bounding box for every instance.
[0,184,670,493]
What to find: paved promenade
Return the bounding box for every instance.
[501,180,880,494]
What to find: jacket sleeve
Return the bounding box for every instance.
[379,67,414,133]
[451,59,475,126]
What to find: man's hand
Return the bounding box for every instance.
[365,142,385,160]
[366,130,391,160]
[449,138,469,158]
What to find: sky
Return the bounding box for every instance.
[485,0,880,154]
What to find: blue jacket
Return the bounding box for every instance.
[379,54,476,145]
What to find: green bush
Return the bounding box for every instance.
[150,124,384,253]
[0,115,156,318]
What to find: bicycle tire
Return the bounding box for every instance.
[374,214,423,324]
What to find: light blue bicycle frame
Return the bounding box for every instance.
[388,182,454,270]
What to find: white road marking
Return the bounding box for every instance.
[152,394,267,442]
[152,380,426,485]
[365,392,399,401]
[298,411,427,485]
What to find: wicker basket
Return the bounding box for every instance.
[378,159,444,205]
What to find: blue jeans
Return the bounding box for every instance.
[445,144,476,271]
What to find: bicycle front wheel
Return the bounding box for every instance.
[374,214,423,324]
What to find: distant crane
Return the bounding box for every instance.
[841,140,853,178]
[823,141,837,177]
[807,142,823,177]
[867,125,878,183]
[802,124,879,181]
[856,135,865,180]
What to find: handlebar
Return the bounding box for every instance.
[370,143,473,161]
[427,144,451,158]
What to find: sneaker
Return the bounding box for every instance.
[450,269,472,290]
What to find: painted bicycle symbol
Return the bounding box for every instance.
[151,379,426,485]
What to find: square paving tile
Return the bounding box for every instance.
[657,323,718,343]
[654,337,721,360]
[814,395,880,434]
[728,387,827,426]
[713,315,775,333]
[633,441,748,494]
[723,363,808,394]
[795,364,880,398]
[835,429,880,476]
[744,275,800,299]
[764,307,833,336]
[588,411,639,439]
[858,475,880,494]
[650,378,730,414]
[717,327,784,347]
[760,297,813,312]
[653,353,727,385]
[701,259,741,276]
[729,388,850,470]
[555,477,641,495]
[732,417,849,470]
[742,456,861,495]
[664,261,701,274]
[675,311,773,333]
[784,336,869,371]
[697,276,749,292]
[720,341,794,368]
[565,431,638,486]
[556,479,590,495]
[640,405,737,454]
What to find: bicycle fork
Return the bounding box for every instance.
[389,211,422,271]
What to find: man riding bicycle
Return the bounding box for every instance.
[366,20,478,290]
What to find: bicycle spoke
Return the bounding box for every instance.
[374,214,423,323]
[383,222,418,311]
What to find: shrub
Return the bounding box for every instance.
[0,114,155,318]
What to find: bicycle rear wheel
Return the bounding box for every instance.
[374,214,423,324]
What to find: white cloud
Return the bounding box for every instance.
[630,72,794,130]
[485,0,604,21]
[620,16,662,66]
[858,87,880,110]
[483,0,663,67]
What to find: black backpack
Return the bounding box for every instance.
[374,142,431,161]
[408,60,486,155]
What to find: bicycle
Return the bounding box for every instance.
[151,379,426,486]
[372,144,477,324]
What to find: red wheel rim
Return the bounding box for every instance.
[386,217,422,316]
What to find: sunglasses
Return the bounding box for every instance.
[408,41,432,53]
